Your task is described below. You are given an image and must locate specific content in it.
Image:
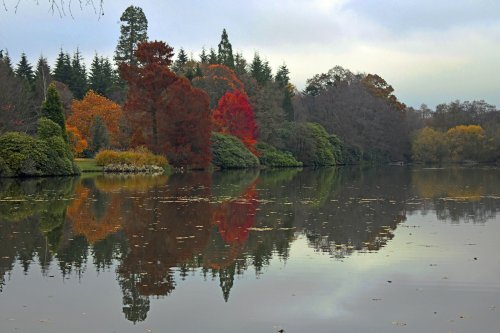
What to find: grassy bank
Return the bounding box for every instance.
[74,158,102,173]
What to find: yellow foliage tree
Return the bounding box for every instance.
[67,90,122,147]
[412,127,448,163]
[446,125,486,162]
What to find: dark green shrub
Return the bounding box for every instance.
[0,132,43,176]
[256,142,302,167]
[0,124,79,177]
[0,156,11,177]
[307,123,336,166]
[37,117,63,140]
[277,122,336,166]
[211,132,259,169]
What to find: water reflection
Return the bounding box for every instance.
[1,167,500,323]
[411,167,500,223]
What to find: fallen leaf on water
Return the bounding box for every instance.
[391,321,407,326]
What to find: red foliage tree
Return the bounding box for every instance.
[159,78,213,168]
[119,41,176,151]
[213,89,258,154]
[120,41,212,168]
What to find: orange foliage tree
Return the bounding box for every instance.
[362,74,406,111]
[66,124,88,156]
[192,64,245,108]
[67,90,122,146]
[120,41,212,168]
[213,90,258,154]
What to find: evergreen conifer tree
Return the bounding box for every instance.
[114,5,148,66]
[275,64,290,87]
[194,63,203,78]
[185,67,194,81]
[276,64,295,121]
[217,28,234,69]
[42,83,67,139]
[199,47,208,64]
[15,53,34,85]
[34,56,52,101]
[53,49,72,85]
[251,53,272,85]
[234,53,247,76]
[0,49,14,74]
[70,49,88,99]
[173,47,188,74]
[89,54,114,97]
[262,60,273,83]
[0,49,13,73]
[208,48,218,64]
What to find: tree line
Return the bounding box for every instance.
[1,5,499,173]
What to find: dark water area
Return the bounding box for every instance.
[1,166,499,332]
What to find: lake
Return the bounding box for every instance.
[1,166,499,333]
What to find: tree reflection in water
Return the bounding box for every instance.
[0,167,499,322]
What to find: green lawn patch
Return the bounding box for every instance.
[75,158,102,173]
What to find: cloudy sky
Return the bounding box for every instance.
[1,0,499,108]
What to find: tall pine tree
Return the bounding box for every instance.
[53,49,72,86]
[217,28,234,69]
[34,56,52,101]
[234,53,247,76]
[0,49,13,74]
[172,47,188,74]
[208,48,218,65]
[199,47,208,64]
[89,54,114,97]
[70,49,88,99]
[15,53,34,85]
[275,64,295,121]
[114,5,148,66]
[251,53,273,85]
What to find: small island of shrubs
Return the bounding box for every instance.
[95,148,168,174]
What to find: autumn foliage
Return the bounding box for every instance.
[159,78,212,167]
[362,74,406,111]
[119,41,176,150]
[213,90,258,154]
[412,125,490,163]
[95,147,168,167]
[120,41,212,168]
[67,90,122,145]
[66,124,88,156]
[192,64,245,109]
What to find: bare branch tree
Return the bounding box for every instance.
[2,0,104,17]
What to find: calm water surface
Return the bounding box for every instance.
[1,167,499,332]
